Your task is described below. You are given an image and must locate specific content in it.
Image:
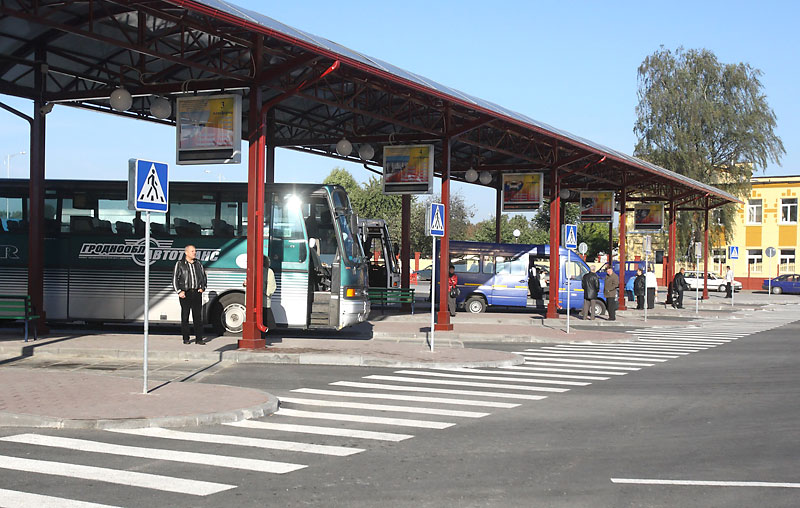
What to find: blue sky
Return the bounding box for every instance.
[1,0,797,221]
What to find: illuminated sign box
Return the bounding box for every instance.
[176,94,242,165]
[382,144,434,194]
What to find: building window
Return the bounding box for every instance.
[747,199,762,224]
[780,249,795,273]
[780,198,798,224]
[712,248,726,274]
[747,249,763,273]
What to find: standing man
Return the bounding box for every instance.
[645,265,658,309]
[672,267,690,309]
[634,268,646,310]
[173,244,207,345]
[725,265,734,298]
[604,267,619,321]
[581,265,600,320]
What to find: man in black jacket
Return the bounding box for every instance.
[173,245,207,344]
[634,268,646,310]
[581,266,600,320]
[672,267,690,309]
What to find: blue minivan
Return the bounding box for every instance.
[434,241,607,315]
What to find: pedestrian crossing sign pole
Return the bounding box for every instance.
[426,203,445,352]
[728,245,738,307]
[562,225,577,334]
[128,159,169,394]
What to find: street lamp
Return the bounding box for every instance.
[4,151,26,221]
[513,228,521,243]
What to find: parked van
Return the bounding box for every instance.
[433,241,607,315]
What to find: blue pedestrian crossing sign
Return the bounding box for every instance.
[728,245,739,260]
[427,202,445,237]
[563,224,578,249]
[128,159,169,213]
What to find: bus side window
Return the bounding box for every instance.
[496,256,526,275]
[482,255,495,274]
[269,197,307,264]
[565,259,588,280]
[451,253,479,273]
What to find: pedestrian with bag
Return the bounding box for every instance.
[634,268,646,310]
[173,244,207,345]
[604,267,619,321]
[672,267,691,309]
[725,265,734,298]
[447,264,458,317]
[581,265,600,320]
[645,265,658,309]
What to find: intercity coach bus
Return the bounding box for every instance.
[0,179,370,334]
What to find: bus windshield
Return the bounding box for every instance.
[330,188,363,265]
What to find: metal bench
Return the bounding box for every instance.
[0,294,40,342]
[367,287,415,314]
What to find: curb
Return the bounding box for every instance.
[0,392,279,430]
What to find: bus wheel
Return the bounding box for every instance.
[465,296,487,314]
[593,300,607,317]
[213,293,246,335]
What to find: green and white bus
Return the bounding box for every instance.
[0,179,370,334]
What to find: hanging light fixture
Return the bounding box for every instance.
[109,87,132,111]
[336,138,353,156]
[149,96,172,119]
[358,144,375,160]
[479,170,492,185]
[559,188,571,200]
[465,168,478,182]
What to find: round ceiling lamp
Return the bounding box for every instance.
[479,171,492,185]
[109,87,132,111]
[149,96,172,119]
[465,168,478,182]
[358,144,375,160]
[336,138,353,156]
[559,188,571,200]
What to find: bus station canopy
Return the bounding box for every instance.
[0,0,739,210]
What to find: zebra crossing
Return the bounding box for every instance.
[1,307,797,506]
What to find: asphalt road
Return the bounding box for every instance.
[1,315,798,507]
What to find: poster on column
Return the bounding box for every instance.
[580,191,615,222]
[382,144,434,194]
[176,94,242,165]
[501,173,544,212]
[633,203,664,231]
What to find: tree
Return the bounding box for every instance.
[472,214,548,244]
[410,192,475,256]
[532,201,581,232]
[634,47,784,254]
[323,169,403,241]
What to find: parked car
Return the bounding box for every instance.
[414,266,432,281]
[762,274,800,294]
[683,271,742,292]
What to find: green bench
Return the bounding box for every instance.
[0,295,40,342]
[368,287,415,314]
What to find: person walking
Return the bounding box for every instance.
[725,265,734,298]
[173,244,207,345]
[263,256,277,333]
[581,265,600,320]
[604,267,619,321]
[645,265,658,309]
[447,264,458,317]
[634,268,646,310]
[528,262,543,308]
[672,267,690,309]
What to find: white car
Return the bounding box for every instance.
[683,271,742,292]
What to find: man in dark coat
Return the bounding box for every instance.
[672,267,691,309]
[581,265,600,320]
[603,267,619,321]
[634,268,646,310]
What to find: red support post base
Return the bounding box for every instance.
[435,311,454,331]
[238,336,266,349]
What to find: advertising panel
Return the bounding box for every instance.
[382,144,434,194]
[501,173,544,212]
[176,94,242,165]
[633,203,664,231]
[580,191,615,222]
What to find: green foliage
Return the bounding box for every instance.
[410,192,475,256]
[472,214,548,244]
[634,47,784,253]
[532,201,581,231]
[578,223,616,263]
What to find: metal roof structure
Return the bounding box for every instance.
[0,0,739,210]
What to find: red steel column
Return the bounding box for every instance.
[666,201,676,303]
[495,184,502,243]
[401,194,411,308]
[546,172,561,319]
[28,53,47,334]
[240,84,266,349]
[618,189,627,310]
[703,197,709,299]
[435,136,454,331]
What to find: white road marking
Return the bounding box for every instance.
[637,337,729,344]
[0,488,121,508]
[0,434,305,474]
[504,365,628,375]
[392,369,590,386]
[554,344,699,353]
[363,375,569,393]
[545,347,683,357]
[523,351,670,362]
[292,388,519,408]
[274,408,454,429]
[224,420,413,441]
[108,427,363,456]
[279,396,489,418]
[331,381,548,400]
[610,478,800,488]
[436,367,609,381]
[518,354,653,367]
[0,455,235,496]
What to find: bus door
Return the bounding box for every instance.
[267,194,310,328]
[491,254,528,307]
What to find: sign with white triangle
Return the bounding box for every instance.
[128,159,169,212]
[427,202,445,237]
